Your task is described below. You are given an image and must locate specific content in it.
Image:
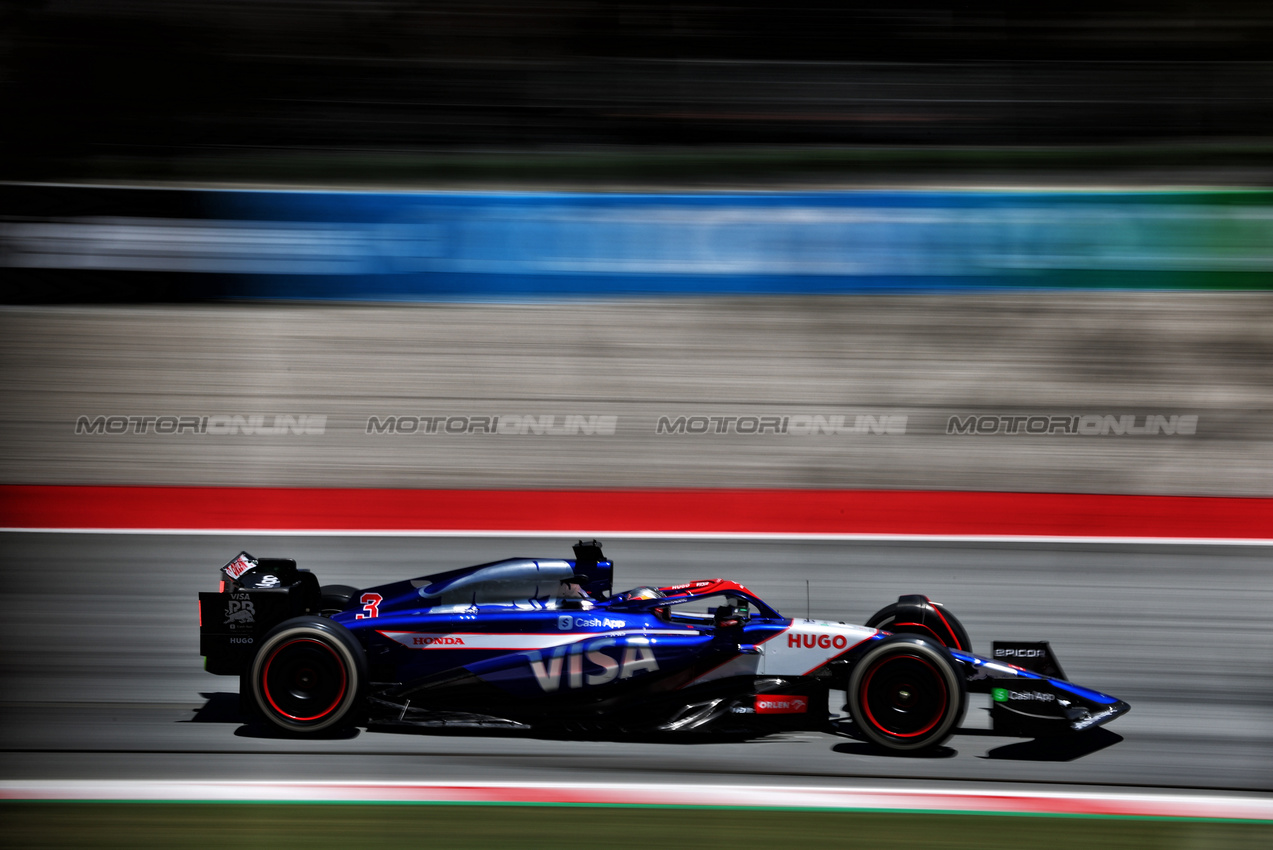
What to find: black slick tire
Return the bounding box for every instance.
[318,584,359,616]
[247,616,366,735]
[865,596,972,652]
[847,635,966,752]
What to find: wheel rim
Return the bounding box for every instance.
[261,638,348,722]
[859,653,948,739]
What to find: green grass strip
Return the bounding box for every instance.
[3,802,1271,850]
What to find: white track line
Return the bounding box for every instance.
[2,780,1271,820]
[4,528,1273,545]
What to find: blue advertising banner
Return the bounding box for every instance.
[5,185,1272,300]
[206,188,1273,298]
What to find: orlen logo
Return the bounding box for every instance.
[413,635,465,647]
[788,632,850,650]
[755,695,808,714]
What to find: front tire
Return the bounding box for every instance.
[247,616,365,735]
[847,636,966,752]
[865,595,971,652]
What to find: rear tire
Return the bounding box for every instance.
[318,584,359,616]
[847,636,966,752]
[247,616,365,735]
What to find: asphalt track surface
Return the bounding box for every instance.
[2,533,1271,795]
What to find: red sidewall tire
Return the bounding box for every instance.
[319,585,359,617]
[865,600,972,652]
[847,636,966,752]
[249,617,365,735]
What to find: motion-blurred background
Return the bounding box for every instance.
[2,0,1273,501]
[4,0,1273,179]
[2,1,1273,491]
[2,3,1273,840]
[2,0,1273,496]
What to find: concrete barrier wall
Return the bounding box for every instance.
[3,295,1270,496]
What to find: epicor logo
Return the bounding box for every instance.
[995,648,1047,659]
[527,638,659,692]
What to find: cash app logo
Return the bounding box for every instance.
[992,688,1010,702]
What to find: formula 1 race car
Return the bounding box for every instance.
[197,542,1129,751]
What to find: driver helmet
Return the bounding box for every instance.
[624,586,669,620]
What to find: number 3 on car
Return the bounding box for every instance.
[356,593,382,620]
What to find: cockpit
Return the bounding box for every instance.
[611,585,758,630]
[663,594,752,628]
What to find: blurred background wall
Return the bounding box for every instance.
[4,293,1271,496]
[2,1,1272,501]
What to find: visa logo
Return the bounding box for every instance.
[527,639,660,692]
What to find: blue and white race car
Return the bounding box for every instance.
[198,541,1128,751]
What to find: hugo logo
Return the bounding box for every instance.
[788,632,849,650]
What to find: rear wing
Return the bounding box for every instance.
[198,552,321,675]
